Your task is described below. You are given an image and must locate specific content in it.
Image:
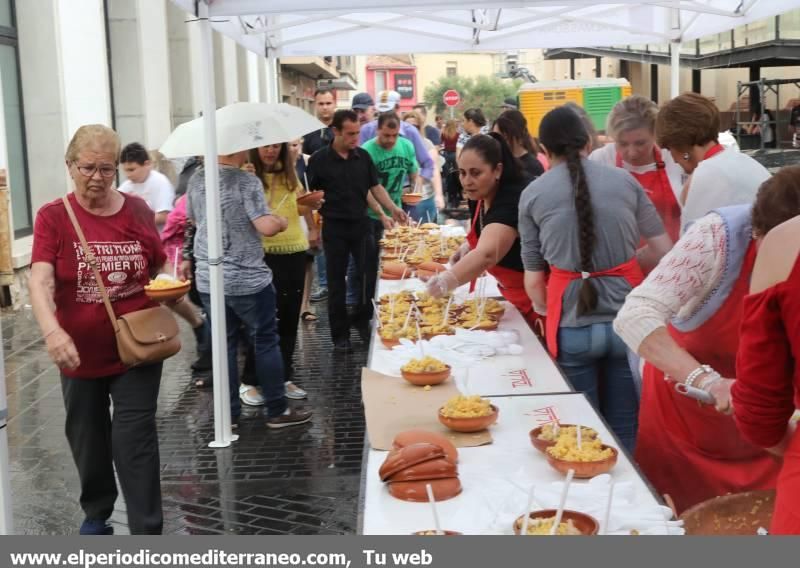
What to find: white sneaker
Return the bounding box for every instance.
[285,381,308,400]
[239,385,265,406]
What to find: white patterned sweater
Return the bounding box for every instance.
[614,212,728,352]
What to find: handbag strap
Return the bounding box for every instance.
[61,196,120,333]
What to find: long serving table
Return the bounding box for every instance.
[359,272,667,535]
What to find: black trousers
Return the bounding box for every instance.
[61,364,163,534]
[263,251,306,380]
[323,217,378,342]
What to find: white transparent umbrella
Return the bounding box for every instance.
[159,97,325,449]
[159,101,325,158]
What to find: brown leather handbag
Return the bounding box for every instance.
[62,196,181,367]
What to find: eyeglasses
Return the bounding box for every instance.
[72,162,117,179]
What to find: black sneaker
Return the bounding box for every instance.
[191,350,212,372]
[79,519,113,535]
[266,407,313,429]
[333,338,353,352]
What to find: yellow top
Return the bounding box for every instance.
[261,168,309,255]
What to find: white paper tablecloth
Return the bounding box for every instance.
[369,302,571,396]
[362,393,667,535]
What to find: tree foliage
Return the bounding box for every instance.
[422,75,524,122]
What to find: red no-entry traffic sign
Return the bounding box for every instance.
[443,89,460,107]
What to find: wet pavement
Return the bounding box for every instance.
[3,300,368,535]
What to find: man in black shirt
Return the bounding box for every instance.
[308,109,408,352]
[303,88,336,156]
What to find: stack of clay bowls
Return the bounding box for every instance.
[379,430,461,502]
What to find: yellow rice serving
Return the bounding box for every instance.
[440,395,494,418]
[546,436,613,462]
[401,356,448,373]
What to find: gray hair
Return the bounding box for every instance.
[606,95,658,140]
[65,124,120,163]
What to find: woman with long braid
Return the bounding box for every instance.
[518,106,672,451]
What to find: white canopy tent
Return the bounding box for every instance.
[175,0,800,98]
[174,0,800,448]
[176,0,796,55]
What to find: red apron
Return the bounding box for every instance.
[772,431,800,534]
[545,259,644,358]
[616,146,681,243]
[635,243,780,513]
[466,202,538,328]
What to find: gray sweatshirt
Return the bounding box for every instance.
[518,159,664,327]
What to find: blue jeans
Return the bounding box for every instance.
[315,251,328,289]
[557,322,639,453]
[200,286,287,420]
[404,196,438,224]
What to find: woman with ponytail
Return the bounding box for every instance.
[519,106,672,451]
[425,133,539,326]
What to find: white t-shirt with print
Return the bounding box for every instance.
[118,170,175,213]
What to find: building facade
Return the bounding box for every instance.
[3,0,359,298]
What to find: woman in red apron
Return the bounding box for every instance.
[614,165,800,512]
[734,171,800,535]
[519,107,672,452]
[590,95,683,244]
[425,132,540,329]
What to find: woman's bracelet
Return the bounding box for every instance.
[684,364,714,387]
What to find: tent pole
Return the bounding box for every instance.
[670,41,680,98]
[266,54,279,103]
[0,312,12,533]
[198,2,236,449]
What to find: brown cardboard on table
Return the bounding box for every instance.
[361,368,493,450]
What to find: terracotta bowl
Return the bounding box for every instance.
[513,510,599,535]
[529,426,558,453]
[401,365,451,386]
[144,280,191,302]
[412,530,462,536]
[386,457,457,482]
[380,337,401,349]
[432,256,451,264]
[379,442,446,481]
[388,477,462,502]
[528,424,588,453]
[296,190,325,207]
[380,272,405,280]
[485,308,506,320]
[392,430,458,463]
[402,193,424,205]
[679,490,775,535]
[438,404,498,433]
[546,445,618,479]
[460,320,499,332]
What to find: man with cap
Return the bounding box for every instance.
[359,90,434,183]
[352,92,376,125]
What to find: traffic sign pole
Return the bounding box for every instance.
[443,89,460,121]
